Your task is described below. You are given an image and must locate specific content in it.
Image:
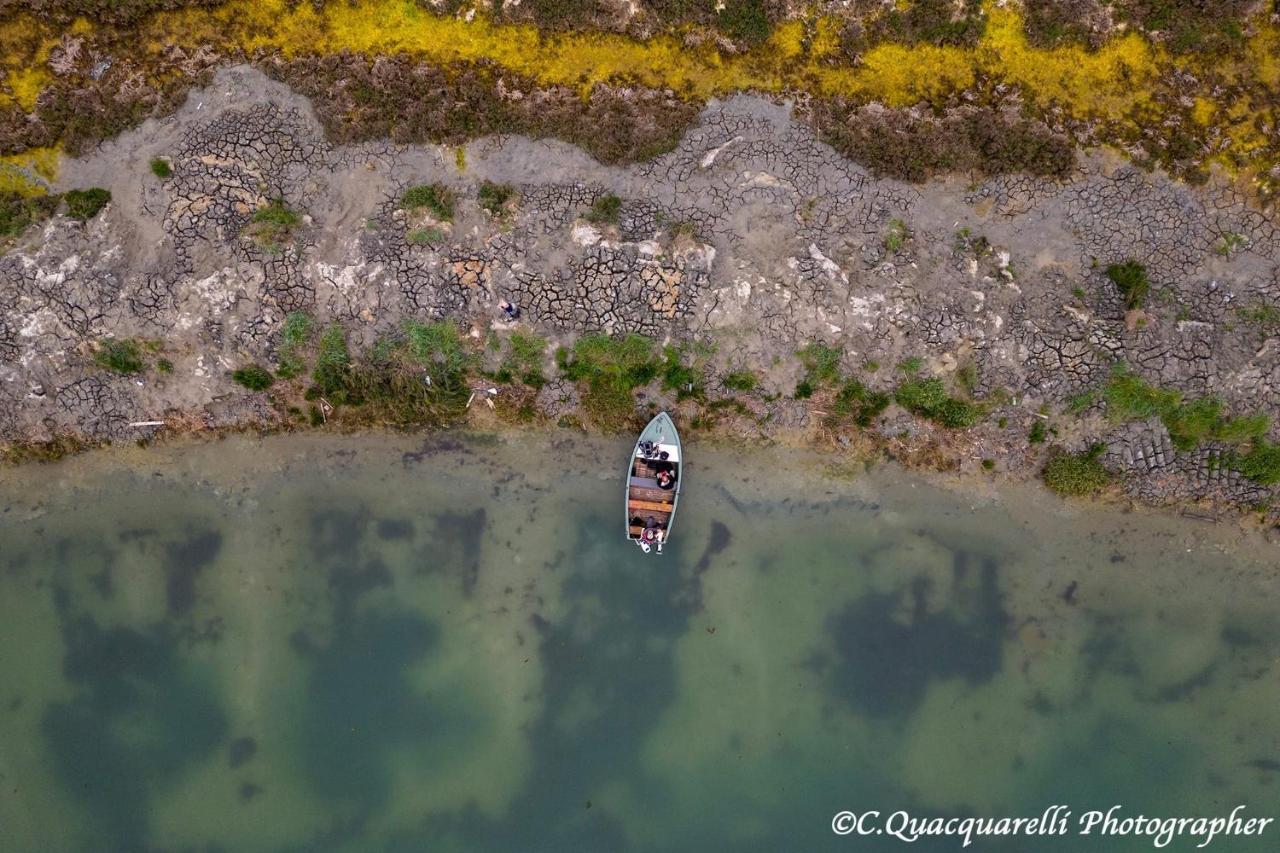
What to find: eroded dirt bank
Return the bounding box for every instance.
[3,66,1280,517]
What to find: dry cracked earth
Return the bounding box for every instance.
[4,65,1280,512]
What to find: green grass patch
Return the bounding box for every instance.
[883,218,910,252]
[895,376,982,428]
[827,377,891,428]
[313,324,351,397]
[247,198,301,250]
[798,342,842,386]
[231,364,274,391]
[1029,419,1047,444]
[557,332,656,427]
[1232,440,1280,485]
[477,181,514,216]
[64,188,111,221]
[1100,364,1268,450]
[402,184,454,221]
[0,191,61,238]
[659,344,708,400]
[500,330,547,387]
[584,193,622,225]
[149,157,172,178]
[1237,302,1280,329]
[404,319,471,380]
[93,338,144,374]
[1042,445,1112,496]
[276,311,313,379]
[407,227,445,246]
[1105,260,1150,310]
[716,0,773,46]
[722,369,758,392]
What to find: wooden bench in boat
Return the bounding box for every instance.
[632,459,676,480]
[627,498,675,513]
[630,485,674,503]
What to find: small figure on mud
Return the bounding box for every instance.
[499,299,520,321]
[657,469,675,490]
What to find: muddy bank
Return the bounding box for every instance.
[3,65,1280,519]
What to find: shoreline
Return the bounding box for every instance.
[3,66,1280,528]
[8,417,1279,540]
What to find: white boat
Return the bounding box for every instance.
[624,411,682,554]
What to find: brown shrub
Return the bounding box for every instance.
[811,102,1075,182]
[263,54,702,165]
[1022,0,1111,48]
[0,0,220,24]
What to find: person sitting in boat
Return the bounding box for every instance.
[656,469,675,490]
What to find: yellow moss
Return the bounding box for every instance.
[0,147,59,196]
[978,6,1158,120]
[4,66,49,111]
[809,16,842,61]
[1191,97,1215,126]
[0,1,1274,184]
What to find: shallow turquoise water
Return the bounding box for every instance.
[0,432,1277,852]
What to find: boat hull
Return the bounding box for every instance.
[624,412,682,552]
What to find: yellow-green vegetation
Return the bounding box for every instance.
[556,333,657,427]
[0,191,58,237]
[894,376,982,429]
[348,319,474,424]
[722,369,758,392]
[1,2,1279,192]
[476,180,514,217]
[795,341,842,398]
[406,227,445,246]
[1104,260,1150,311]
[584,193,621,225]
[792,342,893,428]
[1067,363,1280,485]
[828,378,891,429]
[496,330,546,387]
[246,198,300,251]
[92,338,145,374]
[1042,444,1112,496]
[231,364,274,391]
[312,323,351,396]
[63,187,110,221]
[1086,364,1270,451]
[275,311,312,378]
[883,218,910,252]
[401,184,454,221]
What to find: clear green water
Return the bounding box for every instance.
[0,432,1277,853]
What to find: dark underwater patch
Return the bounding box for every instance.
[422,508,487,594]
[291,608,448,836]
[376,518,414,540]
[376,509,703,851]
[824,551,1008,718]
[309,509,394,618]
[42,589,228,848]
[165,528,223,615]
[693,520,731,577]
[228,736,258,769]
